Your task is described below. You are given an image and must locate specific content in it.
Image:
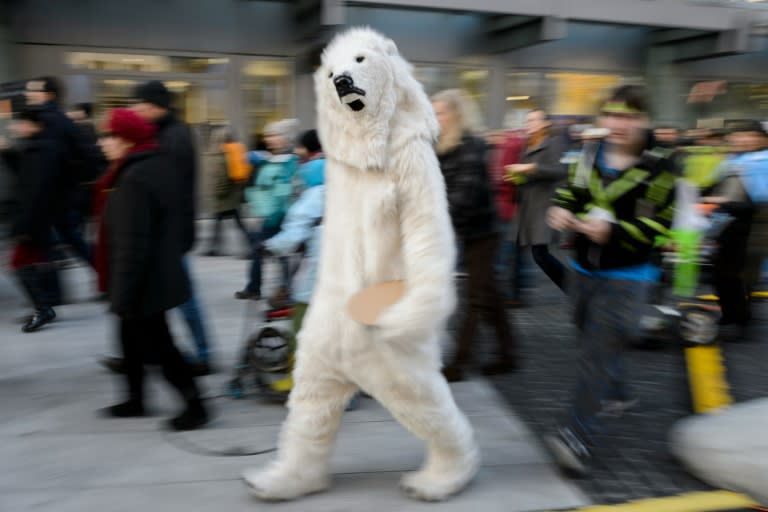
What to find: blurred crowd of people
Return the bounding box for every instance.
[1,76,766,477]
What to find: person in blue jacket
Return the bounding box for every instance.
[234,119,299,300]
[259,129,325,394]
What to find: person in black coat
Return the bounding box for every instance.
[25,77,101,265]
[432,89,517,382]
[99,108,208,431]
[129,80,213,373]
[1,106,62,332]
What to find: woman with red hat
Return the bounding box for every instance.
[95,108,208,430]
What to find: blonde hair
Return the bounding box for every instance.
[431,89,485,154]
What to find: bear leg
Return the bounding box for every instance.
[364,366,480,501]
[243,360,357,501]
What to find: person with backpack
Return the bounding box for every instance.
[202,127,252,257]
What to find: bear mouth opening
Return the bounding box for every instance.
[347,100,365,112]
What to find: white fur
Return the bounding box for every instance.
[243,27,479,502]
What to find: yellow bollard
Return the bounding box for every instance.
[684,345,732,414]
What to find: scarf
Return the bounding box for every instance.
[93,142,158,292]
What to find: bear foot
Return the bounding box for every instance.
[399,448,480,502]
[242,464,330,501]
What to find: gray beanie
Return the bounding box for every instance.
[264,118,300,149]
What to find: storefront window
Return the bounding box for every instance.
[241,60,293,144]
[687,80,768,126]
[506,71,643,127]
[545,72,623,116]
[66,52,229,74]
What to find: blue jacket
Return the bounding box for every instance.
[263,158,325,303]
[245,153,298,229]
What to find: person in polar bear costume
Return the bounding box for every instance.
[242,27,480,502]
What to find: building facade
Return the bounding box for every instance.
[2,0,768,214]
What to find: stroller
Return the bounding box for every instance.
[226,301,295,401]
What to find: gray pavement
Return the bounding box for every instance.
[0,228,589,512]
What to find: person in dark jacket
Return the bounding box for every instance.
[25,77,101,266]
[101,81,213,376]
[505,109,568,291]
[431,89,517,382]
[702,120,768,340]
[545,86,678,476]
[202,127,251,256]
[1,106,61,332]
[99,108,208,431]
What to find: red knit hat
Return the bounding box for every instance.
[106,108,157,145]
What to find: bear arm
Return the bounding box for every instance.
[375,147,457,344]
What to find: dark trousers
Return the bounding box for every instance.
[13,241,62,310]
[120,312,199,404]
[452,235,515,365]
[567,274,652,442]
[246,224,290,295]
[210,209,251,252]
[531,244,566,291]
[712,231,751,325]
[53,209,93,267]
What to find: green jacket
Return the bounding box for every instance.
[554,144,679,271]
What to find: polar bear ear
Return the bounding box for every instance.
[384,38,399,57]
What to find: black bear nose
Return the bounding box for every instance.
[333,74,353,90]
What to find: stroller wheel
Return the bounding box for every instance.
[680,308,719,346]
[247,327,292,373]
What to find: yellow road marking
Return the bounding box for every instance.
[697,291,768,301]
[557,490,757,512]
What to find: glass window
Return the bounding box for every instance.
[414,66,489,120]
[66,52,229,74]
[505,72,549,128]
[94,79,228,127]
[241,60,294,143]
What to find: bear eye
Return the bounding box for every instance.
[328,71,333,78]
[355,56,365,63]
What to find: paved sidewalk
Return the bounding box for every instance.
[0,242,588,511]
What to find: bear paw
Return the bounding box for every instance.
[399,449,480,502]
[242,465,330,501]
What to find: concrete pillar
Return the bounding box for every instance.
[645,46,688,126]
[487,56,507,130]
[295,71,317,130]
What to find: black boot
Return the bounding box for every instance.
[167,398,209,431]
[102,399,147,418]
[16,266,56,333]
[22,308,56,333]
[99,356,127,374]
[481,357,519,376]
[442,364,465,383]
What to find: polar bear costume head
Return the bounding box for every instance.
[315,27,439,172]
